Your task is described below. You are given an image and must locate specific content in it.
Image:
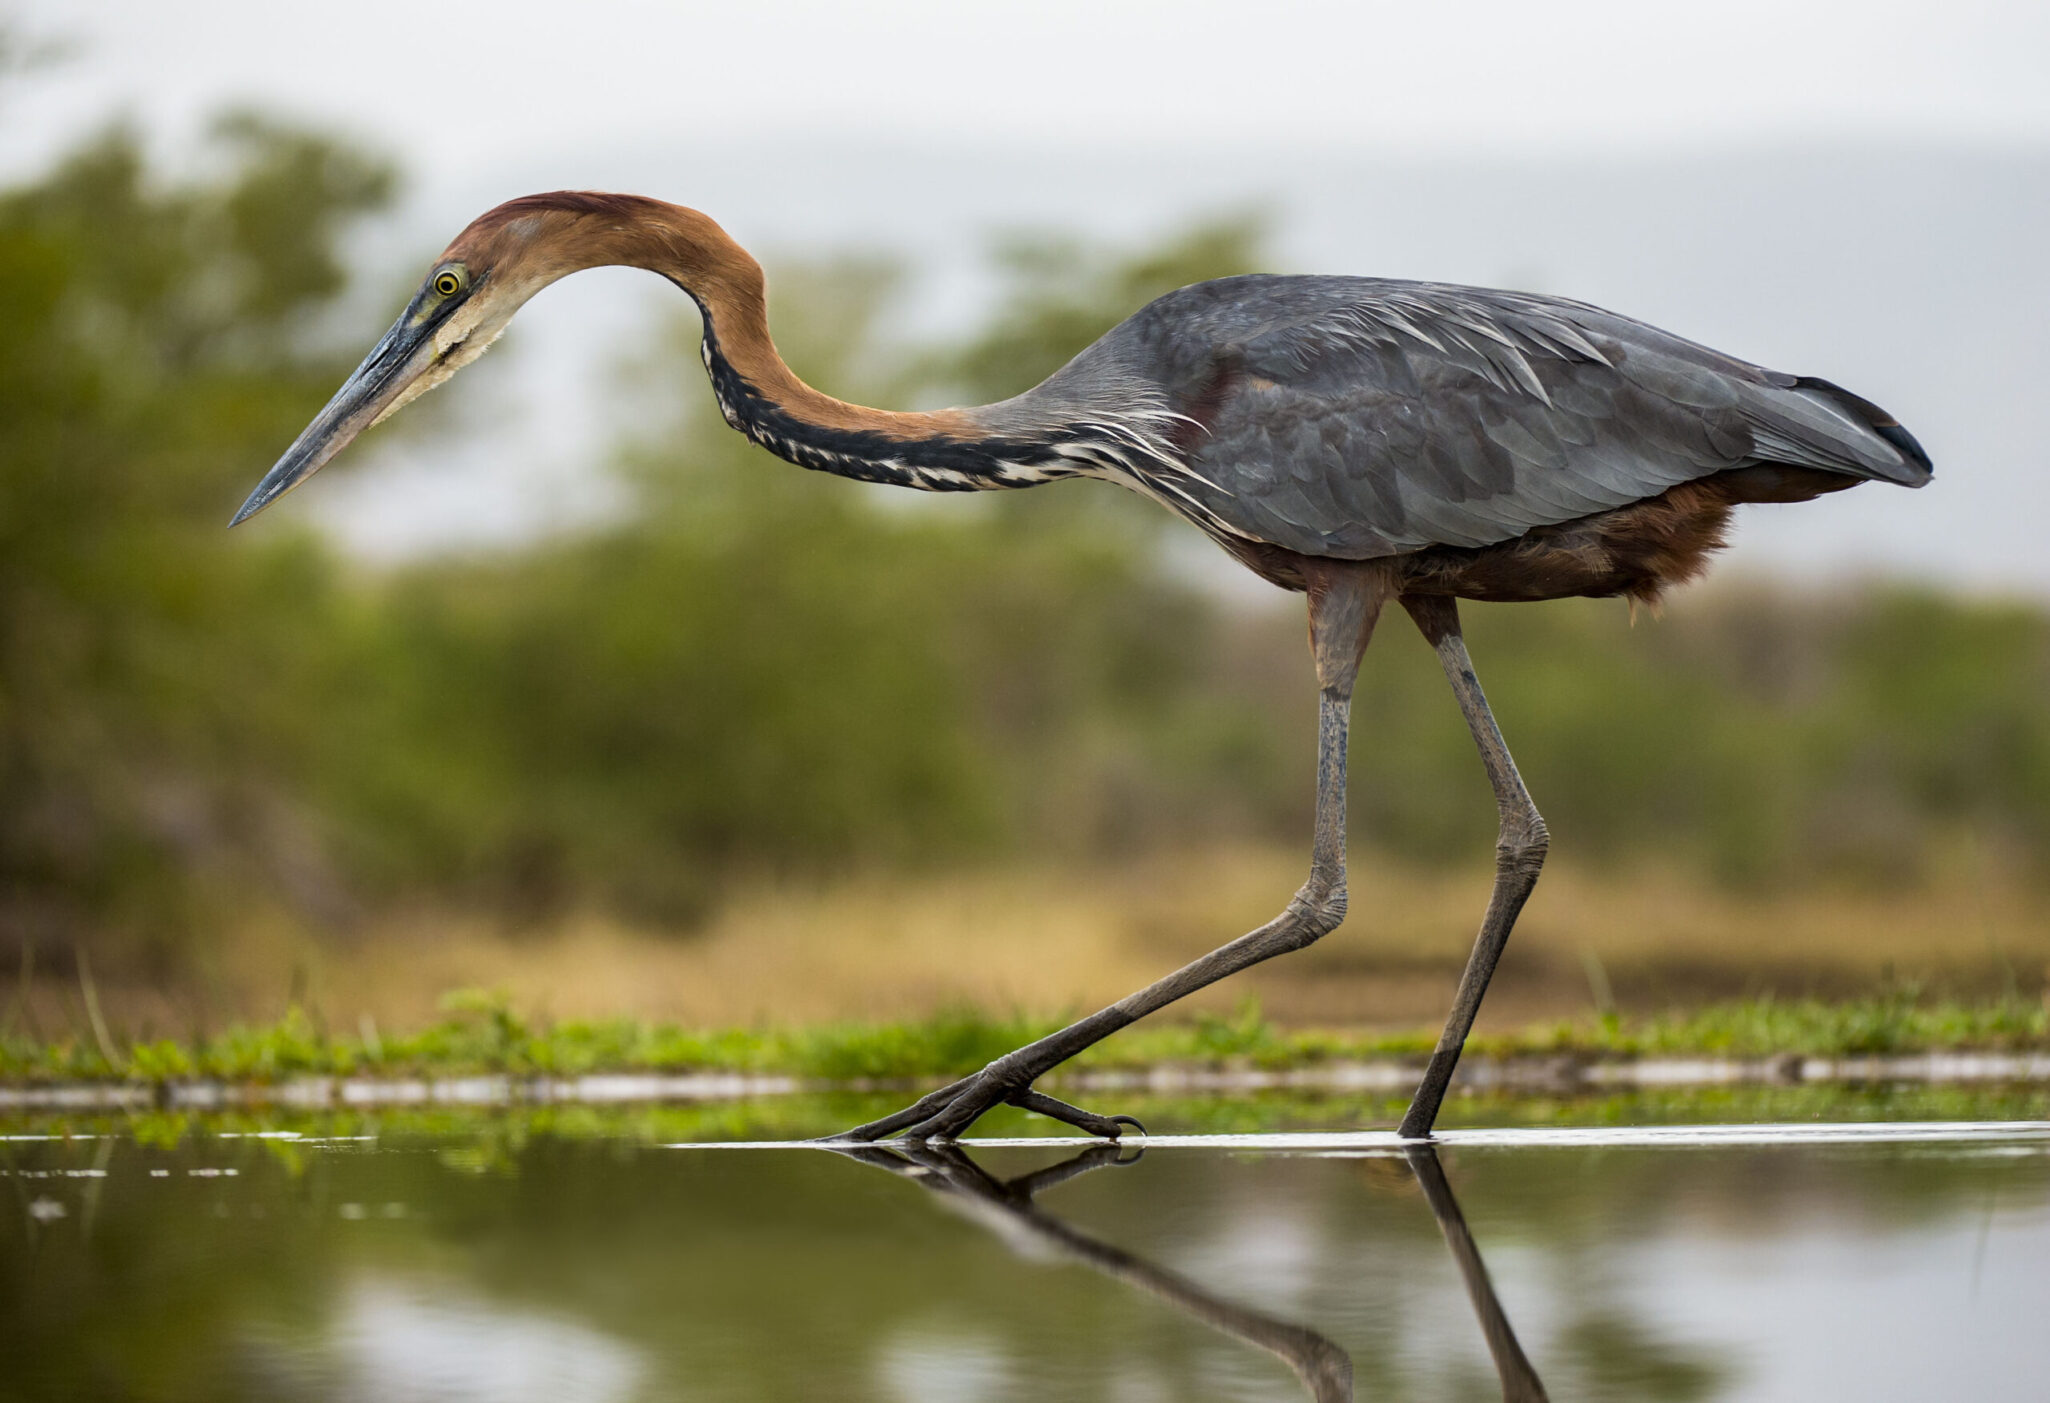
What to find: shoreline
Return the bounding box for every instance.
[9,1048,2049,1113]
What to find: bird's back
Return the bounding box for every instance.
[1011,274,1931,564]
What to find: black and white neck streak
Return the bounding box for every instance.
[690,293,1222,514]
[692,315,1067,492]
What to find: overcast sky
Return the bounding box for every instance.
[7,1,2049,592]
[9,1,2050,168]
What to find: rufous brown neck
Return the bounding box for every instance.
[444,191,1132,496]
[456,192,975,446]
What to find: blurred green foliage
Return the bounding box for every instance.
[0,113,398,967]
[3,107,2049,976]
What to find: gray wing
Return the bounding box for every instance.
[1124,277,1931,559]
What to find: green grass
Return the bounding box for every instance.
[6,1081,2048,1150]
[4,986,2045,1087]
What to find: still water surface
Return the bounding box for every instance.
[5,1098,2047,1401]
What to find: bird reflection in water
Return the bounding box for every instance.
[831,1141,1546,1402]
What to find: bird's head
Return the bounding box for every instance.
[232,191,743,526]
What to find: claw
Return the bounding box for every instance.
[1006,1088,1132,1140]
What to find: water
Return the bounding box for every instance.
[5,1095,2048,1401]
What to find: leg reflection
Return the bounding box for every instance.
[1406,1145,1551,1403]
[828,1140,1548,1402]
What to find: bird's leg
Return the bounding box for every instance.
[1396,596,1549,1140]
[831,568,1387,1144]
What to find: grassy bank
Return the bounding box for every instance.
[23,845,2050,1049]
[5,988,2044,1087]
[8,1081,2050,1150]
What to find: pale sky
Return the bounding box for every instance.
[7,1,2050,592]
[9,0,2050,171]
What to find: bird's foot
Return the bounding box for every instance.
[824,1061,1144,1144]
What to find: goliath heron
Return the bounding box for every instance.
[234,192,1932,1142]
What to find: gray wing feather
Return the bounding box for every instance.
[1111,276,1929,560]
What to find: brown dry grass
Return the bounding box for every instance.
[24,845,2049,1041]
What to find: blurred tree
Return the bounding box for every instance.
[918,213,1267,403]
[0,112,398,967]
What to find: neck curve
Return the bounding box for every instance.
[593,197,1091,492]
[463,192,1201,497]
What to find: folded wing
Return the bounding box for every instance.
[1157,278,1930,560]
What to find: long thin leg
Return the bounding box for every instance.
[835,568,1389,1142]
[1397,596,1549,1140]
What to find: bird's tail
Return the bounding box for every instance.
[1743,374,1933,488]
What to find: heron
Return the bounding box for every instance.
[234,191,1932,1143]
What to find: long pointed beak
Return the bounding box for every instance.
[230,305,439,526]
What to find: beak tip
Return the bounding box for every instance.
[235,298,427,530]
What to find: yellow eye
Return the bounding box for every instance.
[433,270,464,298]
